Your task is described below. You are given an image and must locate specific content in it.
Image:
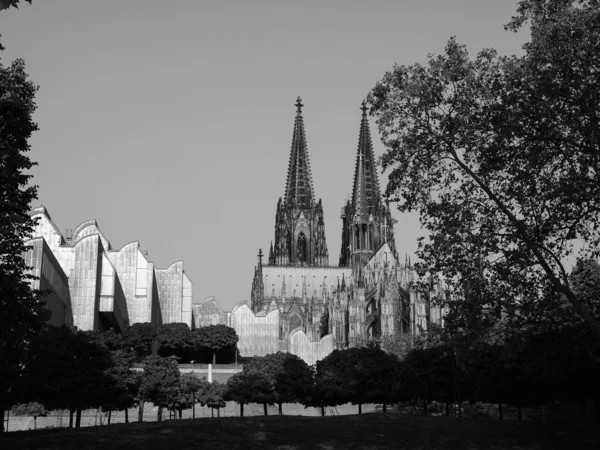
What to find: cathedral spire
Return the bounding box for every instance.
[351,100,381,216]
[284,97,315,210]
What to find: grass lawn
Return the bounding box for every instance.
[1,412,599,449]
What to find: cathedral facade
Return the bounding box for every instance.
[249,98,443,352]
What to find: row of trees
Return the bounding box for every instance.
[93,322,239,364]
[6,325,234,428]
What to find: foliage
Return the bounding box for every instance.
[224,369,272,415]
[0,33,48,432]
[0,0,31,11]
[193,324,239,364]
[138,355,181,411]
[19,326,116,414]
[10,401,46,429]
[199,381,226,411]
[312,346,402,412]
[369,1,600,350]
[155,323,192,360]
[243,352,313,413]
[10,401,47,418]
[123,322,155,360]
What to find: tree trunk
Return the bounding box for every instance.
[75,408,82,428]
[157,406,163,422]
[278,402,283,415]
[179,408,182,420]
[383,403,387,414]
[211,408,214,418]
[33,416,37,430]
[263,403,268,416]
[69,408,75,428]
[108,410,112,425]
[240,403,244,417]
[99,406,103,426]
[358,403,362,415]
[445,402,450,417]
[517,405,522,421]
[321,406,325,417]
[217,408,220,418]
[423,399,428,416]
[498,403,503,420]
[138,401,144,422]
[213,350,216,365]
[192,393,195,419]
[0,407,5,433]
[125,408,129,424]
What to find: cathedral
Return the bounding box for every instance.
[250,98,443,351]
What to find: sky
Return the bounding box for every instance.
[0,1,528,311]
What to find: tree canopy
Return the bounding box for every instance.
[369,0,600,354]
[0,33,48,432]
[194,324,239,364]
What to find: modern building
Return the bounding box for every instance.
[24,207,192,332]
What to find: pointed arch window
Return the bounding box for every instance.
[297,232,307,263]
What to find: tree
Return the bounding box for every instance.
[138,355,180,422]
[170,373,205,420]
[369,1,600,356]
[197,381,226,418]
[244,352,313,415]
[194,324,239,364]
[0,34,48,433]
[0,0,31,11]
[16,326,116,428]
[122,322,156,361]
[155,323,192,361]
[225,370,270,417]
[102,349,139,424]
[312,349,356,415]
[10,402,47,430]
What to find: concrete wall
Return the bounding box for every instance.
[192,296,231,328]
[288,330,334,366]
[231,302,281,357]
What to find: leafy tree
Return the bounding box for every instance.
[102,349,139,424]
[0,35,48,433]
[194,324,239,364]
[0,0,31,11]
[10,402,47,430]
[225,370,271,417]
[156,323,193,361]
[139,355,180,422]
[312,349,356,415]
[198,381,226,418]
[17,326,116,428]
[123,322,156,361]
[369,1,600,355]
[177,373,205,419]
[243,352,313,415]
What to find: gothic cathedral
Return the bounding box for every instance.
[250,98,442,349]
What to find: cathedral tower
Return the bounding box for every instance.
[269,97,329,267]
[339,101,398,273]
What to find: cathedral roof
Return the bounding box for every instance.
[284,97,315,210]
[352,101,382,219]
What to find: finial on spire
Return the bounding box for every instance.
[258,248,263,264]
[361,100,368,116]
[295,96,304,114]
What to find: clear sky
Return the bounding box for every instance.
[1,1,527,311]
